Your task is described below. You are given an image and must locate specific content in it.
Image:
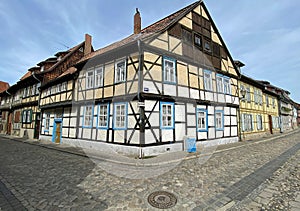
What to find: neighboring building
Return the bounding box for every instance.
[259,81,297,132]
[0,35,92,139]
[238,74,280,141]
[43,1,242,156]
[39,34,93,143]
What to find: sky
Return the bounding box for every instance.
[0,0,299,102]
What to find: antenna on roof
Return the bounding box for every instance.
[53,40,70,49]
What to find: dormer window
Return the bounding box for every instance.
[194,34,202,49]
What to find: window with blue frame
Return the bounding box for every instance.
[223,77,231,94]
[113,103,127,129]
[97,104,109,129]
[204,70,212,91]
[163,57,176,84]
[197,109,208,131]
[160,102,175,129]
[83,105,93,128]
[215,110,224,130]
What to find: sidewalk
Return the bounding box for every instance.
[1,128,299,166]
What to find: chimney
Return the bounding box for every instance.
[134,8,141,34]
[84,34,92,56]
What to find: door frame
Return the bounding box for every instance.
[34,112,41,139]
[268,115,273,134]
[52,118,62,143]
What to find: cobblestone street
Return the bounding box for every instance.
[0,130,299,210]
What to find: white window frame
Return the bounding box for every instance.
[61,82,67,91]
[113,103,127,130]
[97,104,109,129]
[245,87,251,102]
[242,113,253,132]
[257,115,263,130]
[216,75,223,93]
[95,66,104,88]
[22,110,32,124]
[86,68,94,89]
[160,102,175,129]
[45,113,50,131]
[197,109,207,131]
[163,57,176,84]
[215,110,224,130]
[83,105,93,128]
[115,60,126,83]
[223,77,231,95]
[204,70,213,91]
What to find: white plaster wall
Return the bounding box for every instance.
[164,84,177,96]
[178,86,189,98]
[190,89,199,100]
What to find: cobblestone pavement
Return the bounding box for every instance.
[0,130,299,210]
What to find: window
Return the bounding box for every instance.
[26,86,30,97]
[98,104,109,129]
[31,84,36,96]
[56,84,61,93]
[95,66,104,87]
[115,60,126,83]
[23,88,27,98]
[51,86,56,95]
[257,115,263,130]
[113,103,127,129]
[197,109,207,131]
[22,110,32,124]
[215,110,224,130]
[223,78,231,94]
[245,87,251,102]
[163,57,176,83]
[45,113,50,131]
[61,82,67,91]
[36,83,41,95]
[272,98,275,108]
[47,88,51,96]
[242,114,253,132]
[194,34,202,48]
[182,28,192,43]
[204,70,212,91]
[204,39,211,53]
[160,102,174,129]
[266,95,269,107]
[216,75,223,93]
[86,69,94,89]
[83,105,93,127]
[272,116,279,129]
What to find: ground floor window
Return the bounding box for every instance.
[83,105,93,128]
[160,102,174,129]
[113,103,127,129]
[45,113,50,131]
[22,110,32,124]
[242,113,253,132]
[215,110,224,130]
[197,109,207,131]
[98,104,109,129]
[272,116,280,129]
[257,115,263,130]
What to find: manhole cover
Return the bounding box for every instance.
[147,191,177,209]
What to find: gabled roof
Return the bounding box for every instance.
[77,1,240,77]
[78,1,200,63]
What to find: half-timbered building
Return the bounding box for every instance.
[67,1,241,156]
[39,34,93,143]
[238,75,280,140]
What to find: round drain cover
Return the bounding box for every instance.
[147,191,177,209]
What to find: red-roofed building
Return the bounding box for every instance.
[0,34,93,138]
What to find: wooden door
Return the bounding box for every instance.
[268,115,273,134]
[7,112,12,135]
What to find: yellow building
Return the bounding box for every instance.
[239,75,280,140]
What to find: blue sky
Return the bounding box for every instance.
[0,0,299,102]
